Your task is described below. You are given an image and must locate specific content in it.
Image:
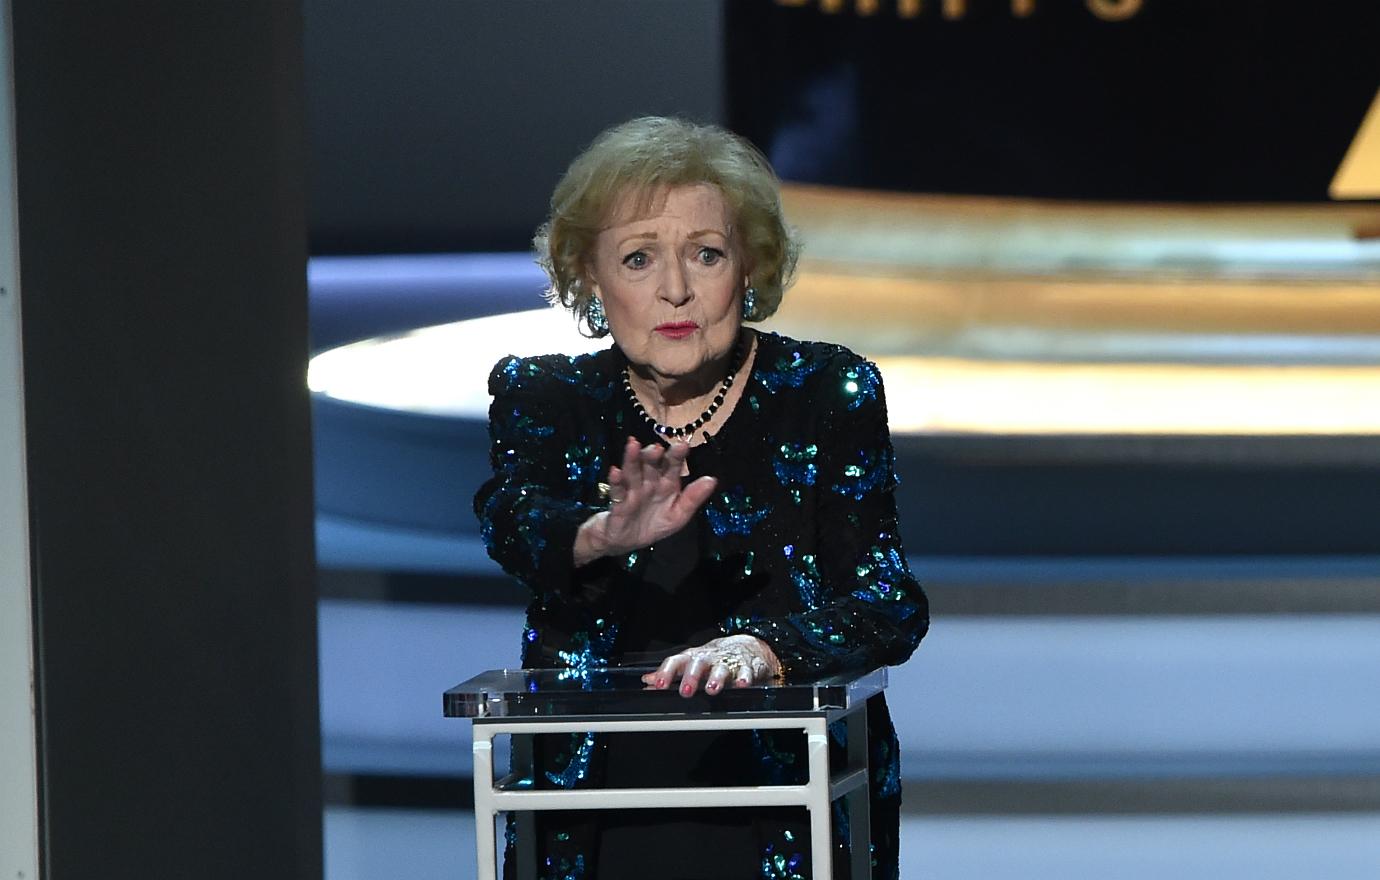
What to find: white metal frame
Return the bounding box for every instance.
[0,3,41,878]
[470,706,872,880]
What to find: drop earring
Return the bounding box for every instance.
[741,286,757,320]
[588,295,609,334]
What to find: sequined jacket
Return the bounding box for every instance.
[474,331,929,879]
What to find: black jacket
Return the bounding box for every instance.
[475,330,929,878]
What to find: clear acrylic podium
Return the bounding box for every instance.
[445,666,886,880]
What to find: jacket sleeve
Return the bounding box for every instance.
[472,355,605,603]
[734,355,929,677]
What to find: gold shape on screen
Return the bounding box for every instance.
[1084,0,1142,22]
[1330,89,1380,201]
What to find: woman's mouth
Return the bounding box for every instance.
[654,322,699,339]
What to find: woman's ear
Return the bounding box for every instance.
[579,258,600,296]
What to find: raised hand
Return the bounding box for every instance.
[573,437,717,566]
[641,634,784,697]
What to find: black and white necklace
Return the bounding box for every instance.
[624,336,746,441]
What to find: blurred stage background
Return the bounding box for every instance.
[302,2,1380,878]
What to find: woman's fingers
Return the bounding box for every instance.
[605,465,624,503]
[664,441,691,468]
[638,442,664,469]
[675,475,718,517]
[645,651,689,690]
[638,443,667,496]
[601,439,721,553]
[619,437,643,494]
[703,660,732,695]
[642,637,777,696]
[677,653,711,697]
[641,650,713,697]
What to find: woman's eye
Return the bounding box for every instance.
[696,247,725,266]
[622,251,648,270]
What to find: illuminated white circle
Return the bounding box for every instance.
[308,304,1380,435]
[309,307,601,418]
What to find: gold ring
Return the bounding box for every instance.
[712,651,740,669]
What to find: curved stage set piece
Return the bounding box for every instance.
[310,186,1380,574]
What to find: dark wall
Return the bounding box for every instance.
[304,0,725,253]
[13,2,321,878]
[302,0,1379,257]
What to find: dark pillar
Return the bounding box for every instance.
[12,2,321,877]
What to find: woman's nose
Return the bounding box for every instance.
[659,261,692,306]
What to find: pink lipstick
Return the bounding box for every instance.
[654,321,698,340]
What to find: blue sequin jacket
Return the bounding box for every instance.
[474,331,928,877]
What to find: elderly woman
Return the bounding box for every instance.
[474,117,928,879]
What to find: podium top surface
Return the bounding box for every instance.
[445,666,887,719]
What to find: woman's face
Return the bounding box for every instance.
[587,183,744,386]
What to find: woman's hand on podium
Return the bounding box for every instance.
[641,634,783,697]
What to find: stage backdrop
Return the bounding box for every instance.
[725,0,1380,201]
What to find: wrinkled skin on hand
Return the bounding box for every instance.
[641,634,783,697]
[574,437,717,566]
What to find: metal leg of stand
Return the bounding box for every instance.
[472,728,498,880]
[846,703,871,880]
[806,717,833,880]
[514,733,536,880]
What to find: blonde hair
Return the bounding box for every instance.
[534,117,800,336]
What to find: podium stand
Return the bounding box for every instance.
[445,666,887,880]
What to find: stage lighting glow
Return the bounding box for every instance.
[308,192,1380,436]
[308,308,601,417]
[780,185,1380,278]
[308,310,1380,435]
[873,357,1380,435]
[769,272,1380,365]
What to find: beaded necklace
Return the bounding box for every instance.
[623,336,747,441]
